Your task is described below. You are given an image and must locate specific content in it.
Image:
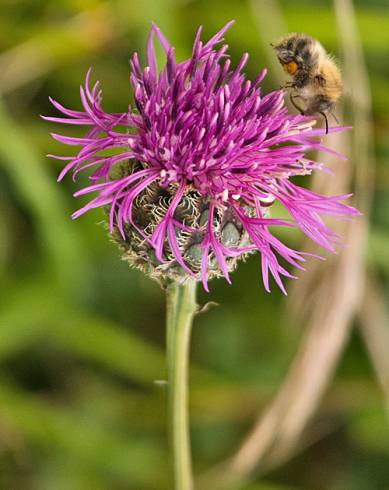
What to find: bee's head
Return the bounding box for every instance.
[271,44,298,75]
[271,37,301,75]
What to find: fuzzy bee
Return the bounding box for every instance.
[271,33,342,133]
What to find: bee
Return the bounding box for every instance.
[271,33,342,133]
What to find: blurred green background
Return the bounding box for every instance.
[0,0,388,489]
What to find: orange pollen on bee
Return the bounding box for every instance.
[282,61,298,75]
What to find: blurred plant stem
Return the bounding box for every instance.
[199,1,372,489]
[166,280,197,490]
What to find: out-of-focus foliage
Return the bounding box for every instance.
[0,1,388,489]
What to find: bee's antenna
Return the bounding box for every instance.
[319,111,329,134]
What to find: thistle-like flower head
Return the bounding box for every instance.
[44,21,358,292]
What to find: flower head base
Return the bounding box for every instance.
[45,21,359,292]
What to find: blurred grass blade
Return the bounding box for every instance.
[0,280,167,384]
[52,311,168,383]
[358,274,389,420]
[0,4,116,93]
[249,0,287,86]
[0,98,86,289]
[0,380,167,487]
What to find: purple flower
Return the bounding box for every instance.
[44,21,358,293]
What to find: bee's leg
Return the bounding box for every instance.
[290,94,305,115]
[319,111,329,134]
[280,81,295,89]
[329,109,339,124]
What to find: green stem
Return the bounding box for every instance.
[166,280,197,490]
